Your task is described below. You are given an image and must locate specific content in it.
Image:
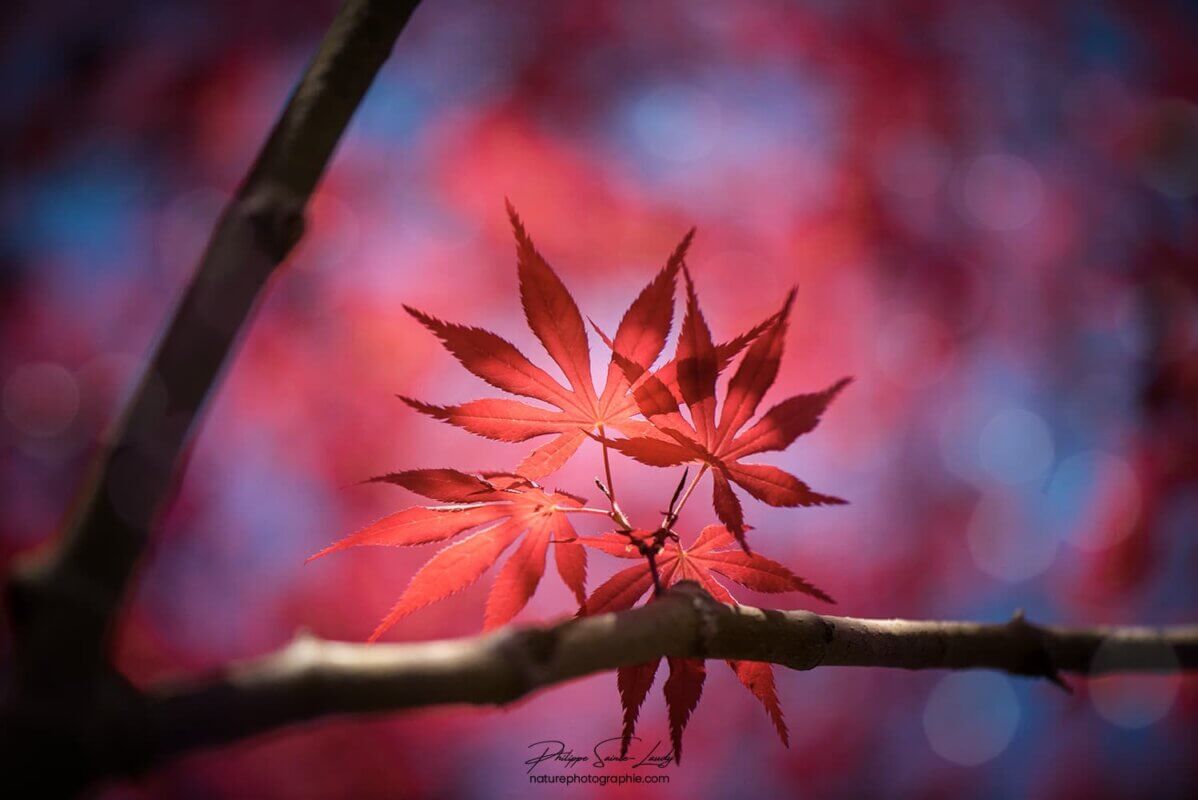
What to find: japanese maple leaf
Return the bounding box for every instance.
[398,202,688,480]
[308,469,587,640]
[578,525,834,761]
[604,273,851,550]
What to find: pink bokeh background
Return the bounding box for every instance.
[2,1,1197,797]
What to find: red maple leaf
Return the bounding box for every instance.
[309,470,587,640]
[398,202,689,480]
[578,525,834,761]
[604,272,851,550]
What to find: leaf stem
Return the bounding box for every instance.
[565,507,620,517]
[593,427,635,533]
[598,424,616,504]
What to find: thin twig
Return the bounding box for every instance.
[592,479,634,531]
[664,463,709,530]
[645,547,665,596]
[664,467,690,520]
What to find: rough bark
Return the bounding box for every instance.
[138,583,1198,764]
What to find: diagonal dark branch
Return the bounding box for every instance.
[0,2,422,796]
[5,0,423,686]
[139,583,1198,766]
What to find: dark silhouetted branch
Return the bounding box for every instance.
[0,1,422,796]
[6,0,422,679]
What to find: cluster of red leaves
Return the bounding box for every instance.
[310,203,848,757]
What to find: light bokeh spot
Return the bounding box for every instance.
[962,153,1043,231]
[978,407,1055,485]
[967,490,1058,582]
[631,85,723,163]
[923,672,1020,766]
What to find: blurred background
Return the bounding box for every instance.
[2,0,1197,797]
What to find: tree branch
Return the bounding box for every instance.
[0,1,422,795]
[5,0,423,683]
[139,583,1198,765]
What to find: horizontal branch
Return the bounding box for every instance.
[142,583,1198,764]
